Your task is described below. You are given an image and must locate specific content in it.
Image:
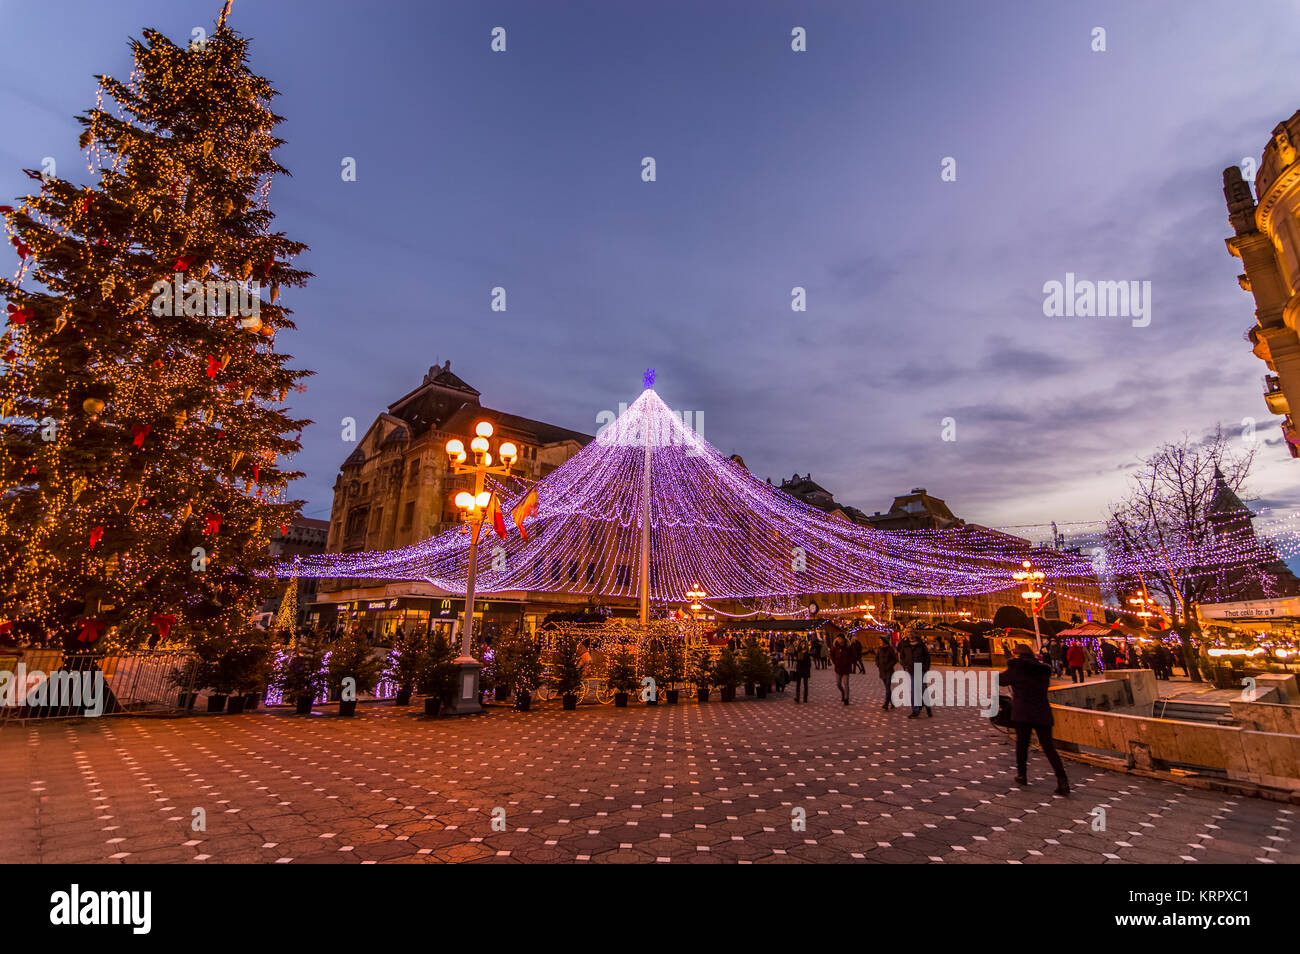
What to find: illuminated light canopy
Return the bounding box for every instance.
[285,388,1300,603]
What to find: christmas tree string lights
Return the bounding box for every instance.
[0,20,310,650]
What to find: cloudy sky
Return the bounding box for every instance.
[4,0,1299,533]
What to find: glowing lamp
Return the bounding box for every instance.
[471,436,489,454]
[499,442,517,462]
[476,491,491,508]
[475,421,493,438]
[445,439,464,458]
[454,492,474,510]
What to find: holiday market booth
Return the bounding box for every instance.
[1199,597,1300,680]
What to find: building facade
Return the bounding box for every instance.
[1224,109,1300,458]
[314,362,594,642]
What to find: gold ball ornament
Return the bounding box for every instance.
[82,397,105,418]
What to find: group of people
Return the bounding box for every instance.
[776,629,1069,796]
[1039,637,1186,683]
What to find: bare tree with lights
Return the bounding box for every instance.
[0,15,311,653]
[1105,429,1269,683]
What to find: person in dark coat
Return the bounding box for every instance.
[999,643,1069,795]
[850,636,865,674]
[899,633,932,718]
[792,639,812,703]
[1100,640,1118,671]
[875,636,898,710]
[831,637,852,705]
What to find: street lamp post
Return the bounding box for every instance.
[1012,560,1046,652]
[444,422,518,715]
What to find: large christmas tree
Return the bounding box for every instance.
[0,13,311,653]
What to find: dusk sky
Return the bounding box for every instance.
[5,0,1299,534]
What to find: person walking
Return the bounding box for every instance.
[850,635,865,674]
[831,637,852,704]
[999,643,1069,796]
[1065,641,1086,684]
[875,636,898,710]
[1049,638,1065,678]
[792,639,812,703]
[900,632,932,718]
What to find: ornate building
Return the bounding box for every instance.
[312,363,593,641]
[1224,109,1300,458]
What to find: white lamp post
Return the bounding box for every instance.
[443,422,517,715]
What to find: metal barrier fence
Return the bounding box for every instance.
[0,649,196,724]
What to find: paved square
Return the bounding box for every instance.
[2,671,1294,864]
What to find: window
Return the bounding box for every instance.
[568,562,579,583]
[345,507,369,538]
[401,500,415,530]
[550,559,561,582]
[371,507,383,531]
[616,564,631,587]
[585,562,596,584]
[360,481,369,497]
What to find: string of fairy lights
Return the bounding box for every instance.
[285,388,1300,607]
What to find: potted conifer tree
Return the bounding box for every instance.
[515,636,543,711]
[641,639,666,705]
[270,634,327,714]
[418,634,457,717]
[663,639,685,704]
[326,631,383,717]
[714,646,743,702]
[386,629,427,706]
[550,635,585,710]
[741,637,773,699]
[607,644,638,707]
[690,648,714,703]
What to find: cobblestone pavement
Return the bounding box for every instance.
[3,670,1295,864]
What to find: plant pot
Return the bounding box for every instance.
[424,697,442,717]
[177,692,198,711]
[206,693,227,713]
[295,694,314,715]
[339,699,357,717]
[614,692,629,708]
[562,693,577,711]
[665,689,679,704]
[756,684,768,699]
[721,686,736,702]
[696,688,709,703]
[516,690,531,712]
[394,688,412,706]
[243,691,260,711]
[226,695,246,715]
[494,685,510,702]
[744,683,755,697]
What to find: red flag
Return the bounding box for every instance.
[512,488,539,540]
[484,493,506,541]
[151,613,176,640]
